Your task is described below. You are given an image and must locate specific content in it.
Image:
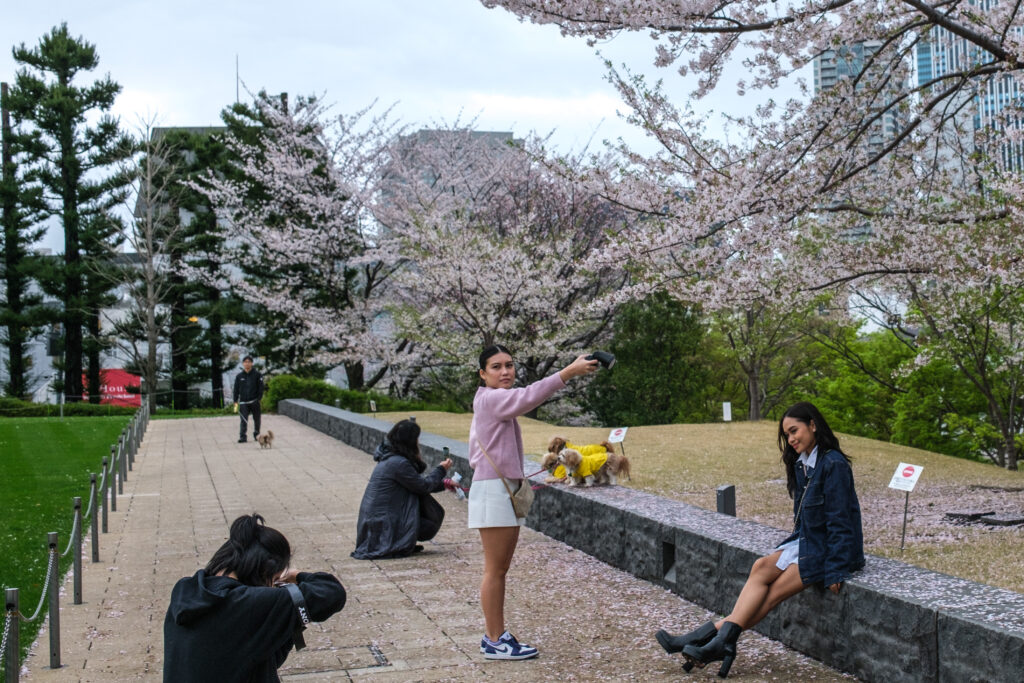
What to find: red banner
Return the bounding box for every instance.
[82,369,142,407]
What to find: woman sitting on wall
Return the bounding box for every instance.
[655,401,864,678]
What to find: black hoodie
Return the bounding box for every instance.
[163,569,346,682]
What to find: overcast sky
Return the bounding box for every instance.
[2,0,802,252]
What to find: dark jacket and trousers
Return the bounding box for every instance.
[233,368,264,441]
[163,570,346,682]
[351,443,447,559]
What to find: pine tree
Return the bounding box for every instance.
[0,82,49,398]
[8,24,136,402]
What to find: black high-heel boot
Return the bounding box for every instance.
[655,621,717,654]
[682,620,742,678]
[656,621,717,672]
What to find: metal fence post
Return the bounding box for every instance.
[5,587,19,683]
[72,497,82,605]
[100,458,109,534]
[109,447,118,512]
[47,532,60,669]
[89,474,99,561]
[119,437,127,486]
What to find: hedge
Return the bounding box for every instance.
[263,375,463,414]
[0,397,139,418]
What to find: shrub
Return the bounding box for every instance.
[263,375,464,414]
[0,397,138,418]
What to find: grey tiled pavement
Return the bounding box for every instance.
[24,416,855,681]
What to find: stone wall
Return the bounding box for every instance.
[279,399,1024,682]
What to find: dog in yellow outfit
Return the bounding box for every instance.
[543,437,614,482]
[557,448,609,486]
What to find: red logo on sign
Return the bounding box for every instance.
[902,466,915,477]
[613,429,623,435]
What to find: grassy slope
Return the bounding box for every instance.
[0,416,130,662]
[382,411,1024,594]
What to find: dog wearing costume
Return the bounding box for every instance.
[545,437,629,484]
[557,447,612,487]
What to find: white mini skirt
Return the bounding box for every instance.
[467,477,525,529]
[775,539,800,570]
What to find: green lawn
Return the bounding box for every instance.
[0,416,130,665]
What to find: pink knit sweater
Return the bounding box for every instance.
[468,373,566,480]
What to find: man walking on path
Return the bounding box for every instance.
[233,355,264,443]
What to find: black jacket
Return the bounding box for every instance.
[233,369,264,404]
[163,569,346,682]
[351,443,446,559]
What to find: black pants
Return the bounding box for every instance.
[239,402,261,440]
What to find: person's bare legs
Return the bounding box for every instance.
[479,525,520,641]
[716,551,808,629]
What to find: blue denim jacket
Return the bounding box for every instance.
[779,448,865,586]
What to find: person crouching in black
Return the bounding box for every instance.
[163,513,346,682]
[351,419,453,559]
[233,355,264,443]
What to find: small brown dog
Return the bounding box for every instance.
[547,436,617,457]
[557,447,631,486]
[256,430,275,449]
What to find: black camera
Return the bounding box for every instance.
[586,350,616,369]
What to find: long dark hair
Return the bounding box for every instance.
[387,419,425,473]
[478,344,513,387]
[778,402,849,498]
[205,513,291,586]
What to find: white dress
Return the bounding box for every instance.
[775,447,818,570]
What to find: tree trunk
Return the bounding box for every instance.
[747,366,762,421]
[61,122,84,402]
[169,269,189,410]
[208,296,224,408]
[86,308,102,404]
[146,285,159,414]
[345,360,364,392]
[63,289,84,402]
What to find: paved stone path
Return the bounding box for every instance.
[23,415,856,681]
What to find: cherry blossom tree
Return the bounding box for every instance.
[374,126,628,406]
[485,0,1024,466]
[482,0,1024,290]
[193,93,403,390]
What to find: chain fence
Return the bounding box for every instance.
[17,550,55,624]
[1,611,11,675]
[2,402,150,681]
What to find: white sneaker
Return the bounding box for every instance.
[480,631,539,660]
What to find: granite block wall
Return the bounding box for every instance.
[279,400,1024,682]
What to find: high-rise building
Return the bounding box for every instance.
[813,40,904,156]
[917,20,1024,172]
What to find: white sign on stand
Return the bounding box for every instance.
[888,462,923,492]
[889,462,923,551]
[607,427,629,457]
[723,402,732,422]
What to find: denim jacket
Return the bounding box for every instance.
[779,448,865,586]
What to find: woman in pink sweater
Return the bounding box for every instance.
[469,344,597,660]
